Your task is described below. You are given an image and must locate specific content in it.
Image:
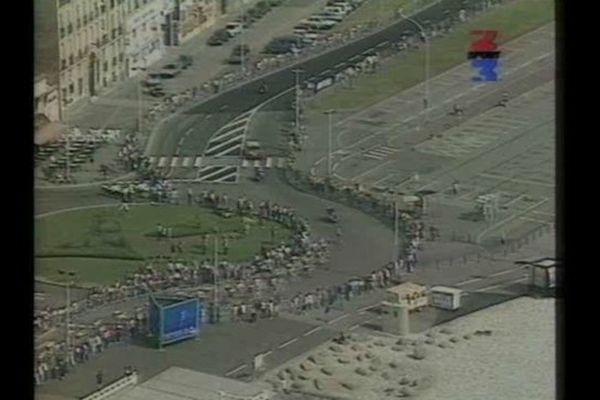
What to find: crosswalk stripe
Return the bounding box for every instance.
[158,157,168,167]
[277,158,285,168]
[212,143,242,158]
[205,134,244,155]
[253,160,261,168]
[182,157,192,167]
[265,157,273,168]
[241,159,250,168]
[170,157,179,168]
[194,157,203,168]
[148,156,157,165]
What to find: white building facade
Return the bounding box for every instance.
[56,0,128,106]
[124,0,166,76]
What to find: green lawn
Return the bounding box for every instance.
[331,0,435,33]
[35,204,291,286]
[311,0,554,111]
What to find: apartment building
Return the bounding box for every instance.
[34,0,219,116]
[125,0,166,75]
[162,0,217,46]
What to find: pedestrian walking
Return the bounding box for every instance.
[187,188,193,205]
[96,370,103,387]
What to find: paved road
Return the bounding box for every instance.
[145,0,485,164]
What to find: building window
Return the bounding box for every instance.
[112,56,117,66]
[112,28,116,40]
[135,0,139,9]
[78,49,83,60]
[69,83,74,94]
[132,29,136,38]
[111,0,115,9]
[83,15,88,25]
[78,78,83,95]
[119,53,124,62]
[69,54,74,65]
[112,72,117,82]
[61,59,67,70]
[60,28,66,39]
[67,23,73,34]
[76,18,81,29]
[103,62,108,72]
[62,88,68,102]
[117,25,123,35]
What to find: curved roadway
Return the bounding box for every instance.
[147,0,478,159]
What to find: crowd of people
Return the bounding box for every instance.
[35,307,146,386]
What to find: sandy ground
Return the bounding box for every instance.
[263,296,555,399]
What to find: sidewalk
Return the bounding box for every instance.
[64,0,328,131]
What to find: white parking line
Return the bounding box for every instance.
[225,364,247,377]
[475,277,528,293]
[328,313,350,324]
[303,326,322,337]
[488,266,526,278]
[278,338,298,349]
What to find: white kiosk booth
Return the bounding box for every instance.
[429,286,463,311]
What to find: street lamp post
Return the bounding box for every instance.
[132,59,147,134]
[58,269,76,363]
[240,5,246,76]
[324,110,336,178]
[393,200,399,265]
[292,69,303,140]
[399,10,430,124]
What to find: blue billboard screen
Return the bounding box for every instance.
[162,300,201,344]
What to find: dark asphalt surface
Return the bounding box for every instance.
[147,0,483,157]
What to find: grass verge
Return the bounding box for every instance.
[311,0,554,111]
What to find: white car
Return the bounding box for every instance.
[316,12,344,22]
[302,16,337,29]
[329,2,354,13]
[225,22,243,37]
[324,6,349,16]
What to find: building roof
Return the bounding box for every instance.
[515,257,558,269]
[430,286,463,295]
[105,367,272,400]
[386,282,427,296]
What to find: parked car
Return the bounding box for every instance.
[160,63,182,78]
[327,1,355,12]
[207,28,230,45]
[316,12,344,22]
[228,44,251,64]
[301,16,337,30]
[225,22,244,37]
[179,54,193,69]
[142,77,162,87]
[264,35,303,54]
[324,5,350,16]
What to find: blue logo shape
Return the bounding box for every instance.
[471,59,499,82]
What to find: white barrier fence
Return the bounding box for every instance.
[80,372,138,400]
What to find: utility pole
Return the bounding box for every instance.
[65,134,70,181]
[58,270,76,363]
[213,236,219,306]
[393,200,399,265]
[292,69,303,140]
[240,4,246,76]
[324,110,335,178]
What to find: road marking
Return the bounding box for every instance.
[263,350,272,357]
[478,173,554,188]
[358,305,375,313]
[170,157,179,168]
[328,313,350,324]
[278,338,298,349]
[194,156,203,168]
[456,278,483,287]
[303,326,322,337]
[158,157,168,167]
[225,364,247,377]
[475,277,528,293]
[488,266,526,278]
[241,159,250,168]
[265,157,273,168]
